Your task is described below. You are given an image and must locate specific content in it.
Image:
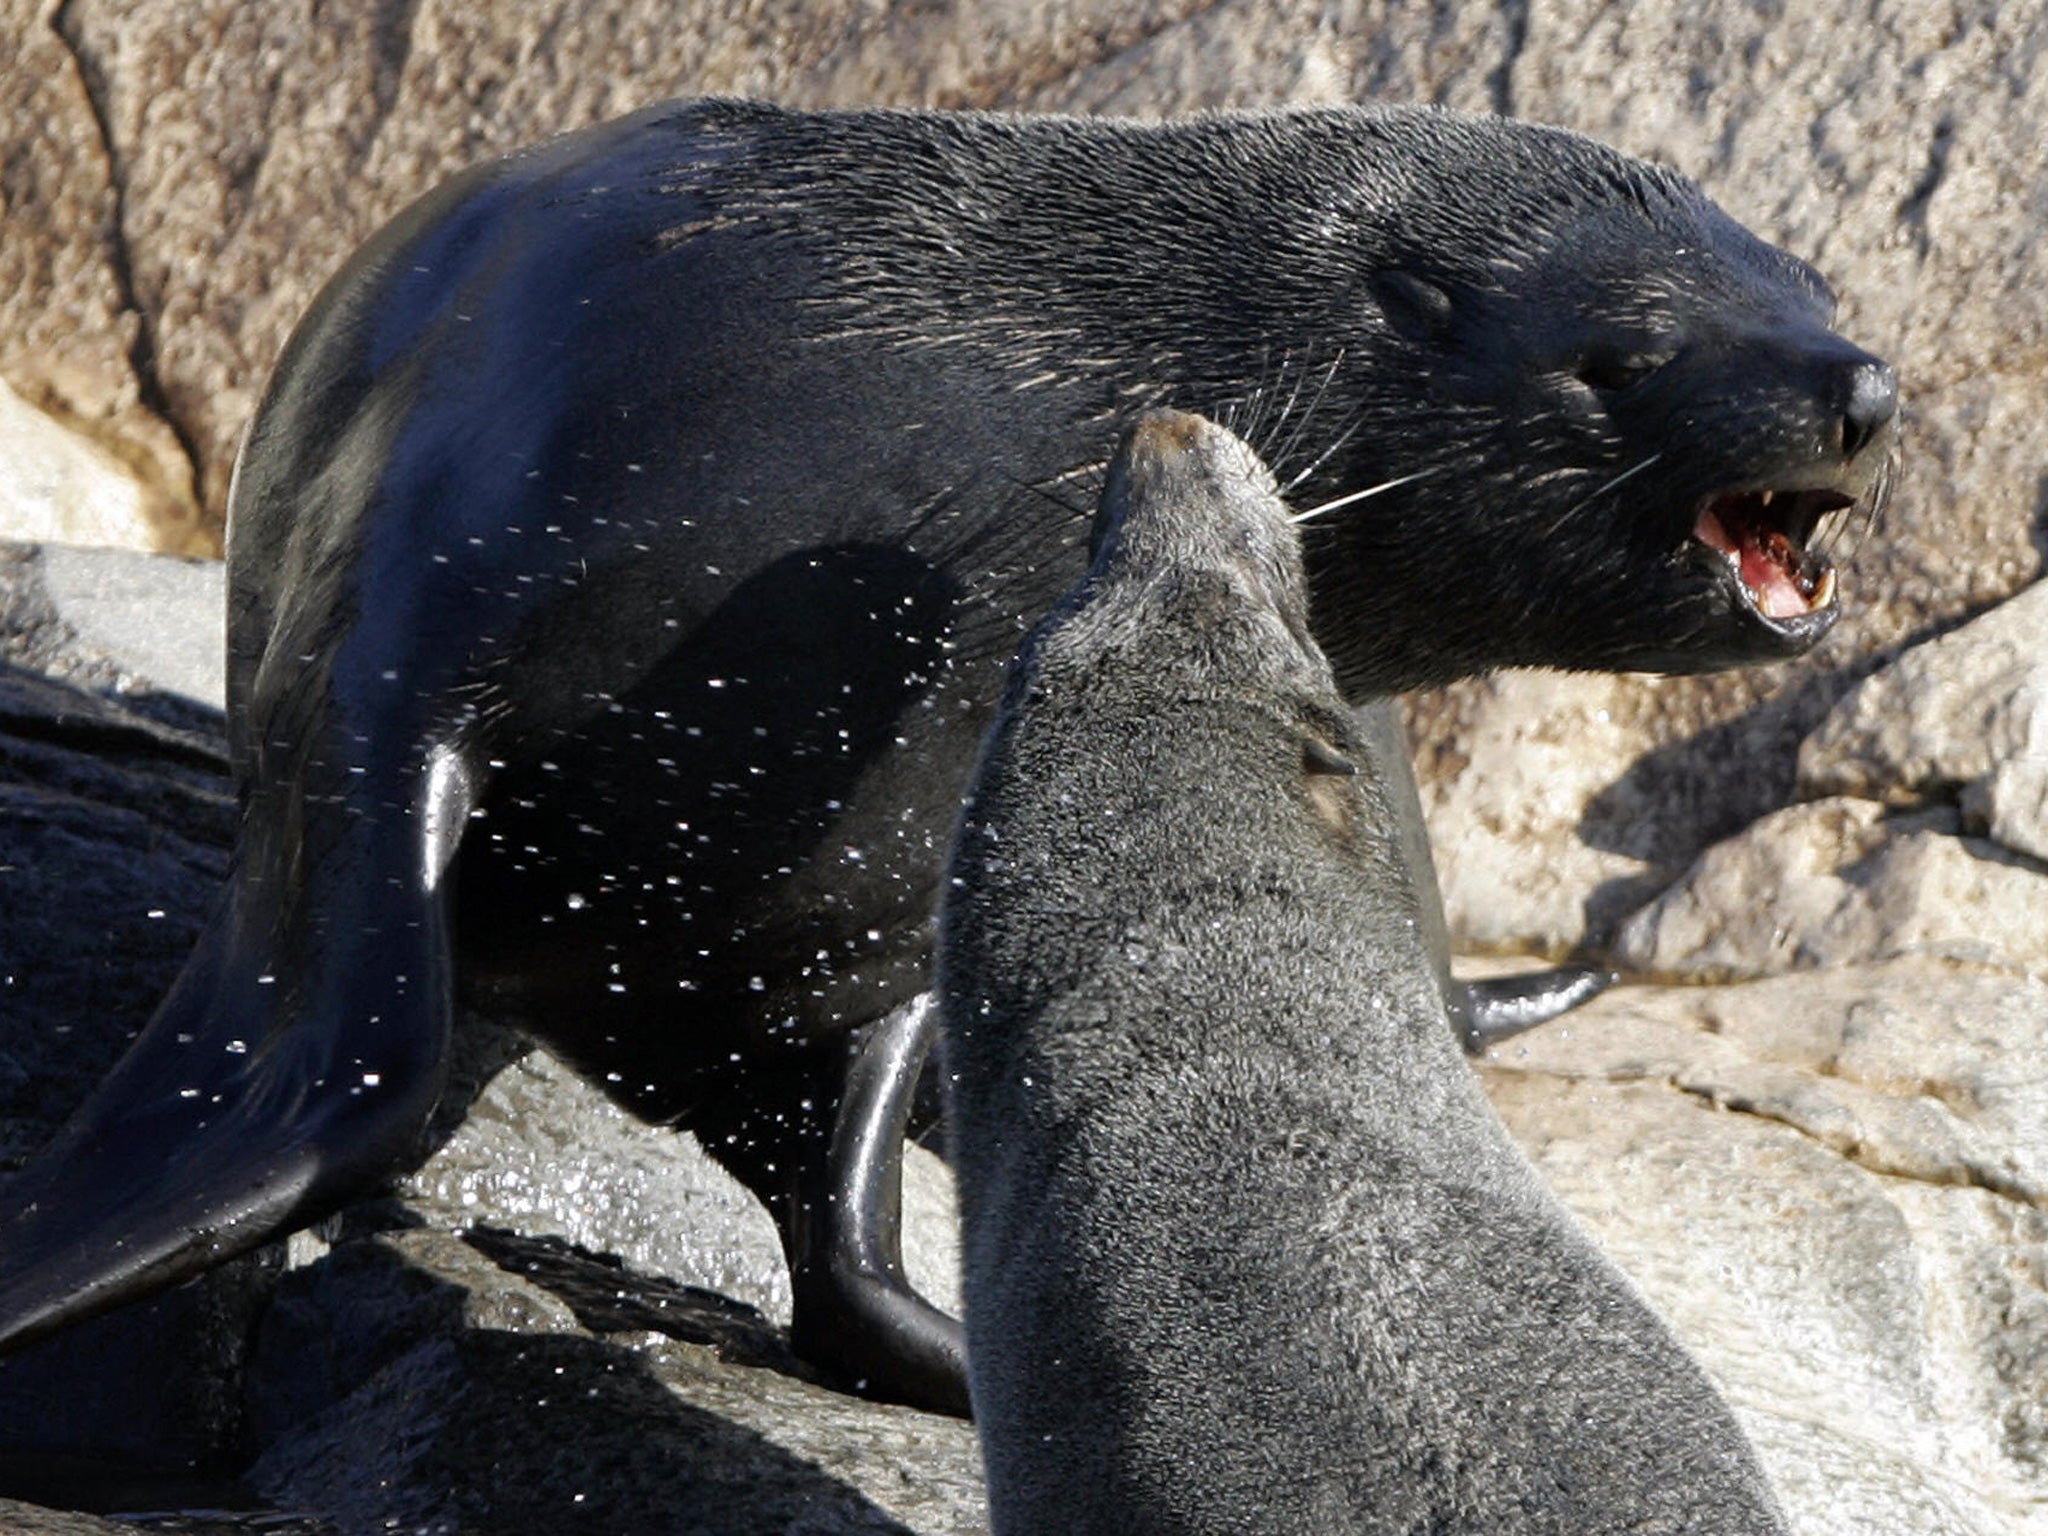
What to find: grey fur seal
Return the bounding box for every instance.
[942,409,1791,1533]
[0,99,1894,1414]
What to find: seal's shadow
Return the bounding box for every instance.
[247,1232,941,1533]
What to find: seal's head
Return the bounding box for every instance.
[991,403,1376,872]
[1065,407,1338,715]
[1253,111,1898,690]
[677,102,1894,694]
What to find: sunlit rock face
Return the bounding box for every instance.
[3,2,2047,1529]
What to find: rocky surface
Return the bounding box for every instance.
[1622,582,2048,987]
[0,541,2043,1533]
[4,0,2045,915]
[1483,965,2048,1536]
[4,3,2048,1531]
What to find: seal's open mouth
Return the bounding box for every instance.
[1692,488,1854,623]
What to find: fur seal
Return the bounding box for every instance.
[0,100,1894,1414]
[942,408,1792,1533]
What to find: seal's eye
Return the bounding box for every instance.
[1369,270,1456,345]
[1574,346,1669,393]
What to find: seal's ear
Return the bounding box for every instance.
[1368,270,1455,346]
[1302,736,1360,777]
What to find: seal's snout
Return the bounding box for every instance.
[1839,357,1898,462]
[1676,337,1898,644]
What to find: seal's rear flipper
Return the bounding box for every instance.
[0,762,467,1357]
[789,994,970,1417]
[1455,964,1619,1053]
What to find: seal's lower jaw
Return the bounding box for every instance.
[1688,486,1852,655]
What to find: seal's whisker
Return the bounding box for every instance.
[1268,350,1348,482]
[1282,417,1365,495]
[1541,453,1664,536]
[1289,465,1443,524]
[1837,452,1897,563]
[1274,354,1311,435]
[1230,346,1295,454]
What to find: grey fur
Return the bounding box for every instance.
[939,410,1790,1535]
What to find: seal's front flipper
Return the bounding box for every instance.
[0,754,473,1356]
[789,993,970,1418]
[1454,964,1619,1053]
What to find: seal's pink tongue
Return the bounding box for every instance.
[1695,504,1812,619]
[1740,537,1809,619]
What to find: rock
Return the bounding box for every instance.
[1801,579,2048,861]
[1481,961,2048,1536]
[402,1044,962,1329]
[0,1503,160,1536]
[1612,799,2048,983]
[0,382,188,556]
[1621,581,2048,983]
[241,1225,986,1535]
[30,543,226,710]
[1411,669,1669,954]
[0,0,204,555]
[9,1,2048,915]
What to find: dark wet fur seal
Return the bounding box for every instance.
[0,99,1894,1413]
[942,409,1792,1533]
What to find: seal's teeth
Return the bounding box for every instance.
[1813,566,1838,609]
[1758,489,1775,511]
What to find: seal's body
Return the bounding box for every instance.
[943,410,1790,1533]
[0,100,1893,1411]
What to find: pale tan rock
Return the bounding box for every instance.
[1800,581,2048,806]
[1968,755,2048,867]
[1614,798,2048,983]
[1483,960,2048,1536]
[0,379,180,552]
[1800,578,2048,865]
[0,1502,145,1536]
[0,0,203,553]
[1413,668,1660,954]
[1020,0,1516,116]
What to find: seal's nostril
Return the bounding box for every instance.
[1841,360,1898,460]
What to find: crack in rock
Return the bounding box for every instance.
[1494,1059,2045,1209]
[46,1,207,510]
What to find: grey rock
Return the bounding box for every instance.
[243,1226,986,1535]
[400,1040,963,1331]
[1481,961,2048,1535]
[32,543,225,711]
